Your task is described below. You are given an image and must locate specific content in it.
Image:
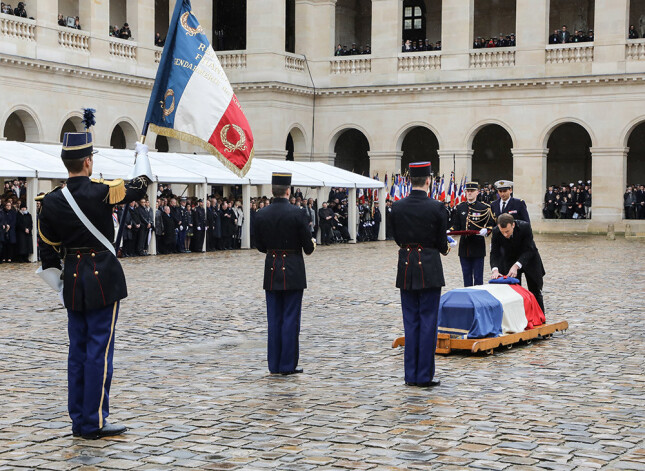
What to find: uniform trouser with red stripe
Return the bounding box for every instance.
[400,288,440,384]
[265,290,303,374]
[67,302,119,436]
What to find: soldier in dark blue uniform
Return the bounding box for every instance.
[37,113,151,439]
[391,162,451,388]
[450,182,496,287]
[490,180,530,222]
[254,173,316,375]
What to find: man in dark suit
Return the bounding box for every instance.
[544,186,557,219]
[254,173,316,375]
[450,182,496,287]
[37,121,150,440]
[490,213,546,314]
[559,25,571,43]
[391,162,452,388]
[491,180,530,223]
[192,199,206,253]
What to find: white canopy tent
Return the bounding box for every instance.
[0,142,385,261]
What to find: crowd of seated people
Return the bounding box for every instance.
[334,43,371,55]
[401,39,442,52]
[473,33,516,48]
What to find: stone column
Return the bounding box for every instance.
[438,150,473,180]
[191,2,213,44]
[368,151,402,180]
[247,0,285,52]
[440,0,473,72]
[515,0,548,71]
[296,0,336,57]
[27,177,38,263]
[293,152,311,162]
[592,0,629,74]
[127,0,155,66]
[512,148,548,222]
[260,149,289,160]
[371,0,401,57]
[242,184,251,249]
[80,0,110,68]
[348,187,357,243]
[33,0,59,62]
[590,147,628,224]
[311,152,336,166]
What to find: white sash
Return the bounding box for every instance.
[61,186,116,257]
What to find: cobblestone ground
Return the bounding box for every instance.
[0,235,644,470]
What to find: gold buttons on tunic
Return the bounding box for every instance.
[282,267,286,271]
[73,273,77,278]
[418,248,421,252]
[405,262,408,265]
[94,271,99,275]
[91,253,95,257]
[273,254,276,258]
[418,262,422,265]
[77,254,81,259]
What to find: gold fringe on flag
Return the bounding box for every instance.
[150,124,254,178]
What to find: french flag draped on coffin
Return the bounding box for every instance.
[438,282,545,339]
[144,0,254,177]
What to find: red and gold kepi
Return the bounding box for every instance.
[409,161,432,178]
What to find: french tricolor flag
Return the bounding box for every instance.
[144,0,254,176]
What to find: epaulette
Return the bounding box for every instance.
[91,178,126,204]
[35,185,62,202]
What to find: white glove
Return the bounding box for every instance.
[478,228,488,236]
[57,289,65,307]
[128,141,154,182]
[135,141,149,156]
[447,236,457,248]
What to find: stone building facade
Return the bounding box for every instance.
[1,0,645,233]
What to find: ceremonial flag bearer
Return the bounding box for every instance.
[37,110,152,439]
[450,182,496,286]
[254,173,316,375]
[391,162,452,388]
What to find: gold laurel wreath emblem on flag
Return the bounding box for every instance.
[180,12,204,37]
[160,89,175,121]
[220,124,247,153]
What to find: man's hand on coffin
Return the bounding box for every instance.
[490,268,500,279]
[507,264,519,278]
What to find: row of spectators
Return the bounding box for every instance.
[335,43,371,56]
[109,23,132,40]
[57,13,80,29]
[549,25,594,44]
[473,34,516,49]
[0,196,33,264]
[624,184,645,219]
[543,181,592,219]
[401,39,442,52]
[1,1,28,17]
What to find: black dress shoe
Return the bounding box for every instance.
[80,422,127,440]
[280,369,303,376]
[416,380,441,388]
[405,381,417,386]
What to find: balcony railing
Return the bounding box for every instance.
[470,48,516,68]
[154,46,163,63]
[285,53,306,72]
[58,27,89,52]
[626,39,645,60]
[219,52,247,69]
[0,13,35,41]
[398,52,441,71]
[330,56,371,74]
[109,37,137,60]
[546,43,594,64]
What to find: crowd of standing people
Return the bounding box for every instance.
[1,179,33,263]
[542,181,592,219]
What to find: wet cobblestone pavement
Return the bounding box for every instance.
[1,234,644,470]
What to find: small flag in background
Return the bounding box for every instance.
[144,0,254,177]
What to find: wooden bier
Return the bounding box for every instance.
[391,321,569,355]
